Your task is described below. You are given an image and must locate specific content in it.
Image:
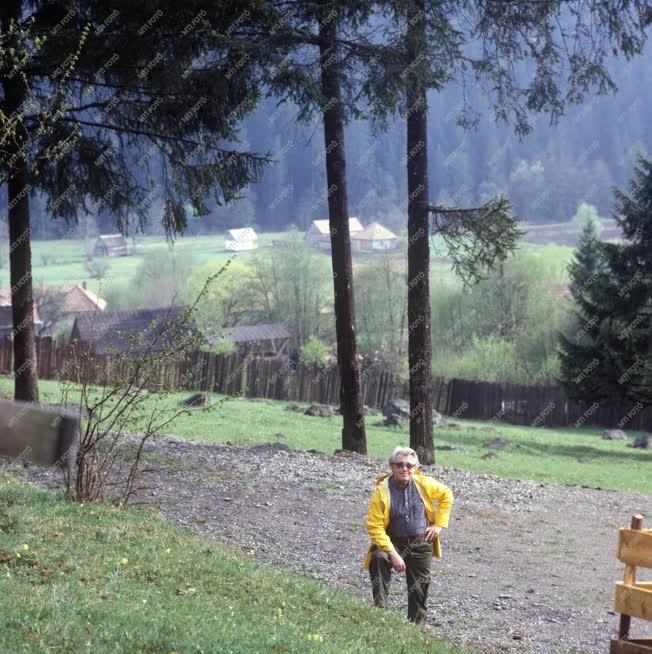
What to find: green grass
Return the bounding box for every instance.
[0,474,471,654]
[3,378,650,495]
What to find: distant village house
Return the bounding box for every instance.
[94,233,128,257]
[0,282,105,336]
[350,222,399,251]
[224,227,258,252]
[305,217,363,250]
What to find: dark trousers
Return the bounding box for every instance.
[369,540,432,624]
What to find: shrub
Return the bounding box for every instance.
[299,337,330,367]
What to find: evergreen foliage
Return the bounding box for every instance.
[559,156,652,405]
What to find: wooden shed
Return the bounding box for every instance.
[224,227,258,252]
[213,323,291,357]
[94,234,128,257]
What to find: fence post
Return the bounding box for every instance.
[619,513,645,639]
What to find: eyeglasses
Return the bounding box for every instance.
[392,462,415,469]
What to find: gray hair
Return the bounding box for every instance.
[389,446,419,467]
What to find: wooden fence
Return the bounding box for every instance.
[1,337,650,431]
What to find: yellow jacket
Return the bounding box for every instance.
[363,468,454,569]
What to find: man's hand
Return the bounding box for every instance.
[389,551,405,572]
[424,525,442,542]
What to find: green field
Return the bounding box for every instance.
[0,232,461,298]
[0,474,470,654]
[2,378,649,495]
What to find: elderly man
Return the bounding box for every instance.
[363,446,454,624]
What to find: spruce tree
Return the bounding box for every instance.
[559,156,652,405]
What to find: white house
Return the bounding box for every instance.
[305,217,364,250]
[351,222,399,251]
[224,227,258,251]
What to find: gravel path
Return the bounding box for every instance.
[14,436,652,654]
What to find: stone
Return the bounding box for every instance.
[629,435,651,449]
[285,402,302,412]
[481,452,496,460]
[602,429,627,440]
[384,413,404,428]
[433,410,445,427]
[382,399,410,420]
[179,393,209,406]
[438,444,466,452]
[304,404,334,418]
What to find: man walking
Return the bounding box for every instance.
[363,446,454,624]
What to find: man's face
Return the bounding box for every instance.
[391,454,416,485]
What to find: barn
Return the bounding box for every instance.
[94,234,128,257]
[305,217,364,250]
[351,222,399,251]
[224,227,258,251]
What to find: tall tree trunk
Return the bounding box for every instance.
[2,0,40,402]
[406,0,433,464]
[318,9,367,454]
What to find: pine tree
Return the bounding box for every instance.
[559,156,652,405]
[568,219,608,297]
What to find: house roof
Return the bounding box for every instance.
[0,284,107,313]
[310,217,363,235]
[225,227,257,241]
[72,307,193,354]
[351,222,398,241]
[219,323,290,344]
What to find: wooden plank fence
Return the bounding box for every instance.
[1,337,650,431]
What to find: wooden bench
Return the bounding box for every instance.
[611,514,652,653]
[0,398,78,466]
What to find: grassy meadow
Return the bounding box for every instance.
[2,378,649,495]
[0,474,471,654]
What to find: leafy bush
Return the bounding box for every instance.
[135,247,194,308]
[299,337,330,367]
